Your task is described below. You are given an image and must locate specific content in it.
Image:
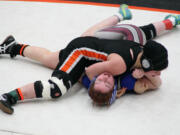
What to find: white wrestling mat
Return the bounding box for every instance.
[0,1,180,135]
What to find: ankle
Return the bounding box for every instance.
[10,44,29,57]
[164,14,180,27]
[114,14,124,22]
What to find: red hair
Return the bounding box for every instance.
[88,82,114,105]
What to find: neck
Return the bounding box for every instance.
[132,52,143,69]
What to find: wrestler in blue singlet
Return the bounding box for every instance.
[81,73,137,93]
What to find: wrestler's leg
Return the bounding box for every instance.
[23,46,59,69]
[0,42,60,114]
[153,14,180,36]
[140,14,180,41]
[0,83,35,114]
[81,4,132,37]
[81,15,120,37]
[134,75,162,94]
[0,35,59,69]
[0,37,91,115]
[0,74,64,115]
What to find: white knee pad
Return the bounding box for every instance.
[50,77,67,96]
[34,77,68,99]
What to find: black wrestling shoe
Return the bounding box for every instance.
[0,94,16,114]
[0,35,17,58]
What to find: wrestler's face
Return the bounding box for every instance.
[94,72,114,93]
[145,70,161,77]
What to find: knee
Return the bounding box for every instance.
[34,78,67,99]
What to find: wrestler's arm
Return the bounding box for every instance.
[116,87,127,98]
[81,15,120,37]
[116,75,161,96]
[85,53,127,80]
[134,75,162,94]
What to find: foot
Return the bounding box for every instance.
[0,94,15,114]
[165,14,180,26]
[0,35,17,58]
[119,4,132,20]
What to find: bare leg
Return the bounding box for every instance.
[16,17,117,69]
[81,15,120,37]
[21,16,120,68]
[81,4,132,37]
[23,46,59,69]
[20,83,36,99]
[16,47,60,99]
[0,45,60,113]
[0,36,60,70]
[152,15,179,36]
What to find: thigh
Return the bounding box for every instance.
[45,51,60,69]
[94,24,147,45]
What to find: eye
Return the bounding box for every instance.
[96,80,102,83]
[95,79,102,84]
[105,82,112,89]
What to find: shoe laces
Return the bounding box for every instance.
[0,95,7,101]
[0,41,16,54]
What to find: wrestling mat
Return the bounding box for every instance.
[0,1,180,135]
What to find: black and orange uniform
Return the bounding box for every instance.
[56,36,142,83]
[40,36,142,99]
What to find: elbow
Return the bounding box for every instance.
[152,78,162,89]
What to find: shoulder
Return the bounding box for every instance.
[107,53,127,75]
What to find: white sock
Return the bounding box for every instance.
[114,14,124,22]
[168,17,176,26]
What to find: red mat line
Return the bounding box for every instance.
[3,0,180,14]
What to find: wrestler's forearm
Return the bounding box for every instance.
[85,62,109,80]
[144,75,162,89]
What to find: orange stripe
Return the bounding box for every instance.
[17,88,24,100]
[61,50,81,71]
[4,0,180,14]
[20,44,26,56]
[60,49,107,72]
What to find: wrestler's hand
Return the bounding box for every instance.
[85,67,94,80]
[132,69,145,79]
[116,87,127,98]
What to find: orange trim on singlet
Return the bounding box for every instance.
[4,0,180,14]
[17,88,24,100]
[60,49,107,72]
[19,44,26,56]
